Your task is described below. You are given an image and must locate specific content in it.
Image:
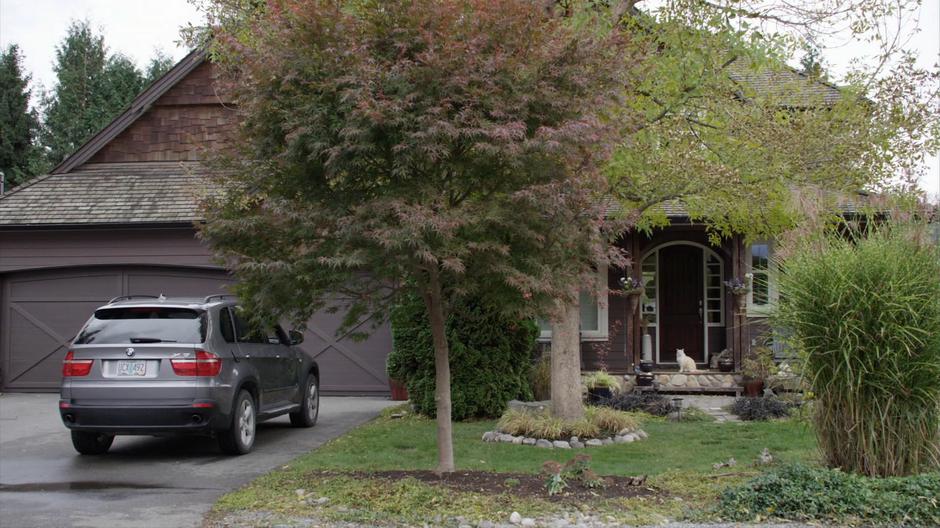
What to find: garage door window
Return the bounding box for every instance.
[74,307,208,344]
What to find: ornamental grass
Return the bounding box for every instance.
[774,225,940,477]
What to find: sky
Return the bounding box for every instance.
[0,0,938,198]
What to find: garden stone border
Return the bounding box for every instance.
[481,429,648,449]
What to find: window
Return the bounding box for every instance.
[231,308,282,344]
[748,241,777,314]
[538,265,609,341]
[74,307,207,344]
[219,308,236,343]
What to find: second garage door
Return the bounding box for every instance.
[0,266,392,394]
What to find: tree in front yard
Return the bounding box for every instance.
[196,0,634,473]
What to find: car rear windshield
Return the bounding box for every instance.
[74,307,208,345]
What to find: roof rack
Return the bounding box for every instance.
[204,294,238,303]
[108,295,162,304]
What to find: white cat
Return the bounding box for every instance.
[676,349,698,373]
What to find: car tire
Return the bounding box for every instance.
[71,431,114,455]
[290,374,319,428]
[218,390,256,455]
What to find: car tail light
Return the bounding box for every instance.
[171,350,222,377]
[62,351,93,377]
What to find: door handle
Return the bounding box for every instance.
[698,299,703,321]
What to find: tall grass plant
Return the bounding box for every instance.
[774,224,940,476]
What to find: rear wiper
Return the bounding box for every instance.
[129,337,176,343]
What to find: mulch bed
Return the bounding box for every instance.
[312,469,662,502]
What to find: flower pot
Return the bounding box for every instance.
[639,360,654,373]
[718,359,734,373]
[734,294,747,311]
[635,372,654,387]
[389,379,409,401]
[587,386,613,404]
[743,379,765,397]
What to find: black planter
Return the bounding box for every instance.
[639,360,654,373]
[635,372,654,387]
[718,359,734,373]
[587,386,613,403]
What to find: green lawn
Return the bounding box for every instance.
[210,407,820,526]
[287,407,818,476]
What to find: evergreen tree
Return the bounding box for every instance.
[104,53,144,110]
[144,50,176,85]
[0,44,40,187]
[40,20,148,166]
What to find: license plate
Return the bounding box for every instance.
[117,360,146,377]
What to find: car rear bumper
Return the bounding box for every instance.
[59,400,227,434]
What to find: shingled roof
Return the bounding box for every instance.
[728,63,844,107]
[0,163,214,227]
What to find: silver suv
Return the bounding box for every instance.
[58,295,319,456]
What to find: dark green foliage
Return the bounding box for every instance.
[144,50,175,85]
[40,20,112,165]
[775,225,940,476]
[729,397,794,421]
[0,44,40,187]
[716,463,940,526]
[40,20,172,166]
[388,295,536,420]
[605,391,673,416]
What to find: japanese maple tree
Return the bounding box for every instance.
[196,0,634,472]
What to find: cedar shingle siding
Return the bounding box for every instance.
[88,63,235,163]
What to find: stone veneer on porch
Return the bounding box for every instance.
[652,371,744,391]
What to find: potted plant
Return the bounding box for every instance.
[724,275,752,311]
[741,346,777,397]
[713,349,734,372]
[583,371,621,403]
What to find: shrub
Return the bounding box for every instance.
[496,409,537,437]
[730,397,794,421]
[388,294,537,420]
[605,391,674,416]
[775,225,940,476]
[716,463,940,526]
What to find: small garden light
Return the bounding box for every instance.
[672,397,684,421]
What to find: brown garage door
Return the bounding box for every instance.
[0,266,391,394]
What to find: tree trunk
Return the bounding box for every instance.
[422,267,455,474]
[550,293,584,421]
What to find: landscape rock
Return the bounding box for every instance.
[535,439,554,449]
[482,431,499,443]
[512,436,524,445]
[552,440,571,449]
[499,433,516,443]
[636,430,648,439]
[509,511,522,524]
[617,428,634,436]
[613,435,625,444]
[585,439,603,447]
[522,437,536,446]
[601,437,613,445]
[521,518,536,527]
[570,439,584,449]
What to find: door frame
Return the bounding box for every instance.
[640,241,725,366]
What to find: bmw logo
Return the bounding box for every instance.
[125,348,135,357]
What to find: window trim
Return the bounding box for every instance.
[747,240,778,317]
[538,264,609,342]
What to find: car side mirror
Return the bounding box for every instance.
[288,330,304,346]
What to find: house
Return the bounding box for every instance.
[0,50,391,394]
[0,50,843,394]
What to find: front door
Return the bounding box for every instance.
[659,245,704,364]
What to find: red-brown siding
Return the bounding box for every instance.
[88,62,236,163]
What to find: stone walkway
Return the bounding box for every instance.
[675,395,740,422]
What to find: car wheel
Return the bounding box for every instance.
[219,390,256,455]
[71,431,114,455]
[290,374,319,428]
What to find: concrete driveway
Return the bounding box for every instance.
[0,393,394,528]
